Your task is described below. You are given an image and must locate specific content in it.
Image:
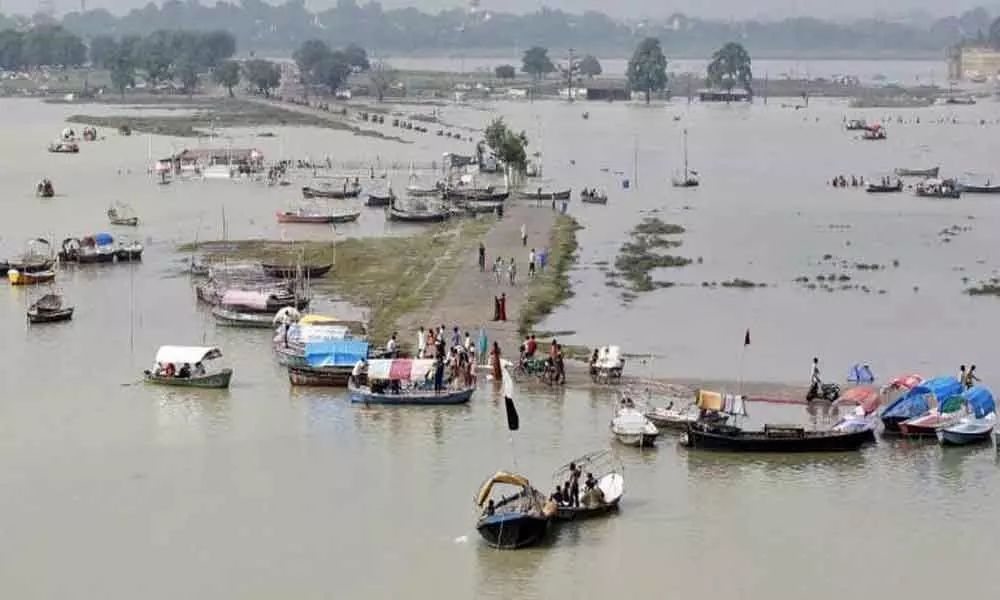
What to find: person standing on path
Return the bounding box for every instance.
[499,293,507,322]
[478,242,486,272]
[417,326,427,359]
[528,248,536,279]
[520,224,527,247]
[493,257,503,284]
[508,257,517,285]
[492,296,500,321]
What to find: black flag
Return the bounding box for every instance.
[504,396,520,431]
[744,329,751,347]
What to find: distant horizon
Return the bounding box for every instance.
[16,0,1000,23]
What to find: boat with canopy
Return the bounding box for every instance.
[937,386,996,446]
[144,346,233,388]
[830,386,881,434]
[880,376,962,434]
[474,471,555,549]
[550,450,624,521]
[27,293,74,323]
[287,340,369,386]
[348,358,474,405]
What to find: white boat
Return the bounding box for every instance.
[610,403,659,447]
[590,345,625,383]
[202,164,235,180]
[645,402,700,430]
[936,386,995,446]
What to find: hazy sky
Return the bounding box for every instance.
[29,0,995,21]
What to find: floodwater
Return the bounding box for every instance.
[1,84,999,598]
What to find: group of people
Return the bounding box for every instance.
[152,362,206,379]
[831,175,864,187]
[415,325,474,360]
[550,462,606,509]
[518,335,566,385]
[958,365,981,390]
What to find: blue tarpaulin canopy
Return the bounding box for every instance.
[883,375,963,419]
[305,340,369,368]
[961,386,996,419]
[847,363,875,383]
[94,232,113,245]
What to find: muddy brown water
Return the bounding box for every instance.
[0,95,998,598]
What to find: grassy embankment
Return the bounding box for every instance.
[62,96,408,141]
[182,217,493,345]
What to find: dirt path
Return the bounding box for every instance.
[398,202,558,360]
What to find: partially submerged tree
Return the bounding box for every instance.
[707,41,753,96]
[626,37,668,104]
[368,59,397,102]
[484,117,529,186]
[494,64,516,81]
[579,54,602,78]
[243,58,282,96]
[521,46,555,80]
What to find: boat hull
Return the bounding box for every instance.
[895,167,939,178]
[959,185,1000,194]
[302,186,360,199]
[366,194,394,207]
[211,308,277,328]
[288,365,351,386]
[261,263,332,279]
[517,189,571,201]
[27,308,74,323]
[553,498,620,522]
[349,385,474,405]
[580,195,608,204]
[8,270,55,285]
[680,425,874,452]
[386,208,450,223]
[275,211,361,224]
[613,431,659,447]
[937,428,993,446]
[144,369,233,389]
[109,217,139,226]
[866,185,903,193]
[476,514,550,549]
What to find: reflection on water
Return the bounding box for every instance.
[153,388,232,446]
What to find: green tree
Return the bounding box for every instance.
[294,39,331,81]
[174,54,199,96]
[579,54,602,78]
[138,31,173,86]
[706,42,753,96]
[494,64,515,81]
[0,30,24,70]
[315,50,351,94]
[626,37,668,104]
[368,59,396,102]
[484,117,529,184]
[109,44,135,100]
[198,30,236,69]
[88,34,116,68]
[243,58,281,96]
[521,46,555,80]
[988,16,1000,48]
[213,60,241,97]
[342,42,370,71]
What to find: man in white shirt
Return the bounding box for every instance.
[809,357,821,398]
[386,333,398,358]
[528,248,536,279]
[417,326,427,358]
[350,358,367,387]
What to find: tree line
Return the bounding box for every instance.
[42,1,1000,57]
[508,40,753,104]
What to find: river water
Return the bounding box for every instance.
[0,86,999,598]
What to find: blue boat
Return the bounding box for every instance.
[937,386,996,446]
[348,358,475,405]
[881,376,962,434]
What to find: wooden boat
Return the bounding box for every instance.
[444,188,509,202]
[645,402,707,430]
[861,127,887,141]
[914,179,961,199]
[288,365,353,386]
[348,358,474,405]
[550,450,624,522]
[211,307,277,328]
[386,206,450,223]
[866,181,903,193]
[366,192,395,207]
[406,184,443,197]
[935,387,996,446]
[115,242,144,262]
[261,263,333,278]
[453,200,503,215]
[9,238,55,273]
[958,183,1000,194]
[680,422,874,452]
[35,179,54,197]
[845,119,872,131]
[610,404,659,447]
[881,376,963,434]
[27,294,74,323]
[894,167,939,178]
[107,206,139,226]
[48,141,79,153]
[475,471,555,549]
[516,188,572,201]
[899,394,965,437]
[8,269,55,285]
[301,185,361,199]
[275,210,361,224]
[143,345,233,389]
[580,190,608,204]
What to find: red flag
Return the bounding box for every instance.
[744,329,751,347]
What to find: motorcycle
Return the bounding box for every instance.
[806,382,841,402]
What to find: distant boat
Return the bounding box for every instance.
[27,293,74,324]
[275,209,361,224]
[894,167,939,178]
[610,402,659,447]
[211,307,278,328]
[550,450,624,522]
[386,206,450,223]
[107,205,139,226]
[302,184,361,199]
[865,181,903,193]
[914,179,962,199]
[261,263,333,279]
[8,269,55,285]
[671,128,699,188]
[580,189,608,204]
[348,358,474,405]
[143,345,233,389]
[516,188,571,201]
[366,191,395,207]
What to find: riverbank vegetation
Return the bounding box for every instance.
[518,215,582,337]
[182,218,493,345]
